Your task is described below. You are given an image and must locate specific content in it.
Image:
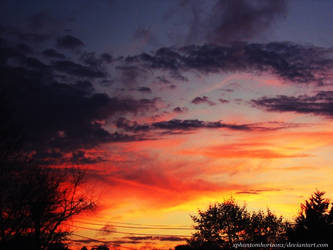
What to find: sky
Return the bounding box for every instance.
[1,0,333,249]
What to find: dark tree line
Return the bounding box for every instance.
[176,191,333,250]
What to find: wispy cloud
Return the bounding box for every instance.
[124,42,333,85]
[191,96,216,106]
[116,118,300,133]
[253,91,333,118]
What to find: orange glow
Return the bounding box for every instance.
[65,124,333,249]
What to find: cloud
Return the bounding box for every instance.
[0,37,160,164]
[115,118,296,134]
[116,65,146,85]
[205,0,287,44]
[16,43,33,54]
[252,91,333,117]
[116,118,249,132]
[42,48,65,59]
[70,150,106,165]
[52,60,106,78]
[86,163,250,208]
[72,80,95,93]
[218,98,229,104]
[124,42,333,84]
[182,142,309,159]
[79,51,113,68]
[56,35,84,50]
[220,87,235,93]
[125,236,187,242]
[156,76,170,84]
[136,86,152,93]
[169,0,287,45]
[98,224,116,236]
[235,188,281,195]
[35,149,109,166]
[191,96,216,106]
[173,107,188,113]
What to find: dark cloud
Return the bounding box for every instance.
[125,42,333,84]
[191,96,216,106]
[116,65,145,85]
[115,118,296,134]
[42,48,65,59]
[34,149,109,166]
[206,0,287,44]
[132,47,182,71]
[153,120,248,131]
[107,132,148,142]
[116,118,243,132]
[70,151,106,165]
[79,51,113,67]
[220,88,235,92]
[101,53,113,64]
[126,236,153,241]
[56,35,84,50]
[156,76,170,84]
[0,39,160,164]
[252,91,333,117]
[72,80,94,94]
[235,188,281,195]
[137,86,152,93]
[52,60,106,78]
[16,43,33,54]
[23,56,48,70]
[125,236,186,242]
[6,76,155,152]
[158,236,187,242]
[173,106,188,113]
[175,0,287,45]
[218,98,229,103]
[98,224,116,236]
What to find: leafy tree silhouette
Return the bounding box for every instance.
[288,190,333,245]
[245,209,288,244]
[189,198,249,249]
[0,154,95,250]
[186,198,288,249]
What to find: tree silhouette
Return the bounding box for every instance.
[0,94,95,249]
[288,190,333,244]
[245,209,288,244]
[186,198,288,249]
[0,160,95,249]
[189,198,249,249]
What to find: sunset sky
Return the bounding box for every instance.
[2,0,333,249]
